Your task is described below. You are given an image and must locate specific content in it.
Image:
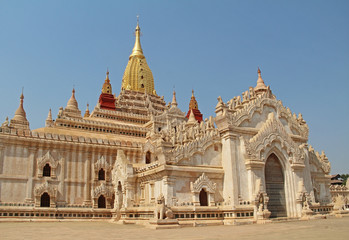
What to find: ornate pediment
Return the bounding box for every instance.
[112,149,131,186]
[94,156,111,171]
[37,151,60,169]
[221,91,308,139]
[169,131,221,164]
[92,182,113,198]
[34,181,57,198]
[308,146,331,174]
[143,140,155,153]
[190,173,216,193]
[168,105,186,116]
[244,112,304,165]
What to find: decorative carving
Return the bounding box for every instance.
[34,181,57,198]
[37,151,60,169]
[112,149,130,186]
[244,113,305,167]
[154,194,165,219]
[255,192,271,220]
[94,156,111,171]
[34,181,57,207]
[242,90,249,103]
[224,90,308,139]
[92,182,113,198]
[37,151,61,178]
[253,179,271,220]
[332,195,346,211]
[308,147,331,175]
[143,140,156,154]
[191,173,216,193]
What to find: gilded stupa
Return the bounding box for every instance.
[121,21,156,95]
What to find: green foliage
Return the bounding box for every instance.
[340,174,349,184]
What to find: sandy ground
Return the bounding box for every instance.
[0,216,348,240]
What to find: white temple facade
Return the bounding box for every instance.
[0,22,336,225]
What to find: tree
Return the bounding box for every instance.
[340,174,349,185]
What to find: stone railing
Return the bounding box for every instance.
[0,207,113,219]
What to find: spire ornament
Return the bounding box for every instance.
[10,91,30,129]
[84,103,90,117]
[254,67,267,93]
[102,69,112,94]
[99,70,116,111]
[45,109,53,127]
[186,90,203,122]
[130,16,144,59]
[66,88,79,111]
[171,90,178,107]
[1,116,9,128]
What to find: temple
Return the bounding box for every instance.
[0,21,346,227]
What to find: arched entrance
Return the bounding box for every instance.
[40,192,50,207]
[265,153,286,218]
[98,195,106,208]
[199,189,208,206]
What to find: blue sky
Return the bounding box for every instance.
[0,0,348,174]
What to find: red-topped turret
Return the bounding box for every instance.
[99,70,116,110]
[186,90,203,123]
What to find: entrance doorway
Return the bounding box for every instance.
[40,192,50,207]
[265,153,286,218]
[98,195,106,208]
[199,189,208,206]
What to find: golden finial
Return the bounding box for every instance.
[130,15,144,59]
[106,68,110,81]
[189,89,198,110]
[20,87,24,100]
[102,69,112,94]
[84,103,90,117]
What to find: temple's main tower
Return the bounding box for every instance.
[121,22,156,95]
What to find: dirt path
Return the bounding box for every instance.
[0,216,348,240]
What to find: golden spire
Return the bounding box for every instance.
[121,18,155,95]
[189,90,199,110]
[254,67,267,92]
[129,16,144,59]
[84,103,90,117]
[102,69,112,94]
